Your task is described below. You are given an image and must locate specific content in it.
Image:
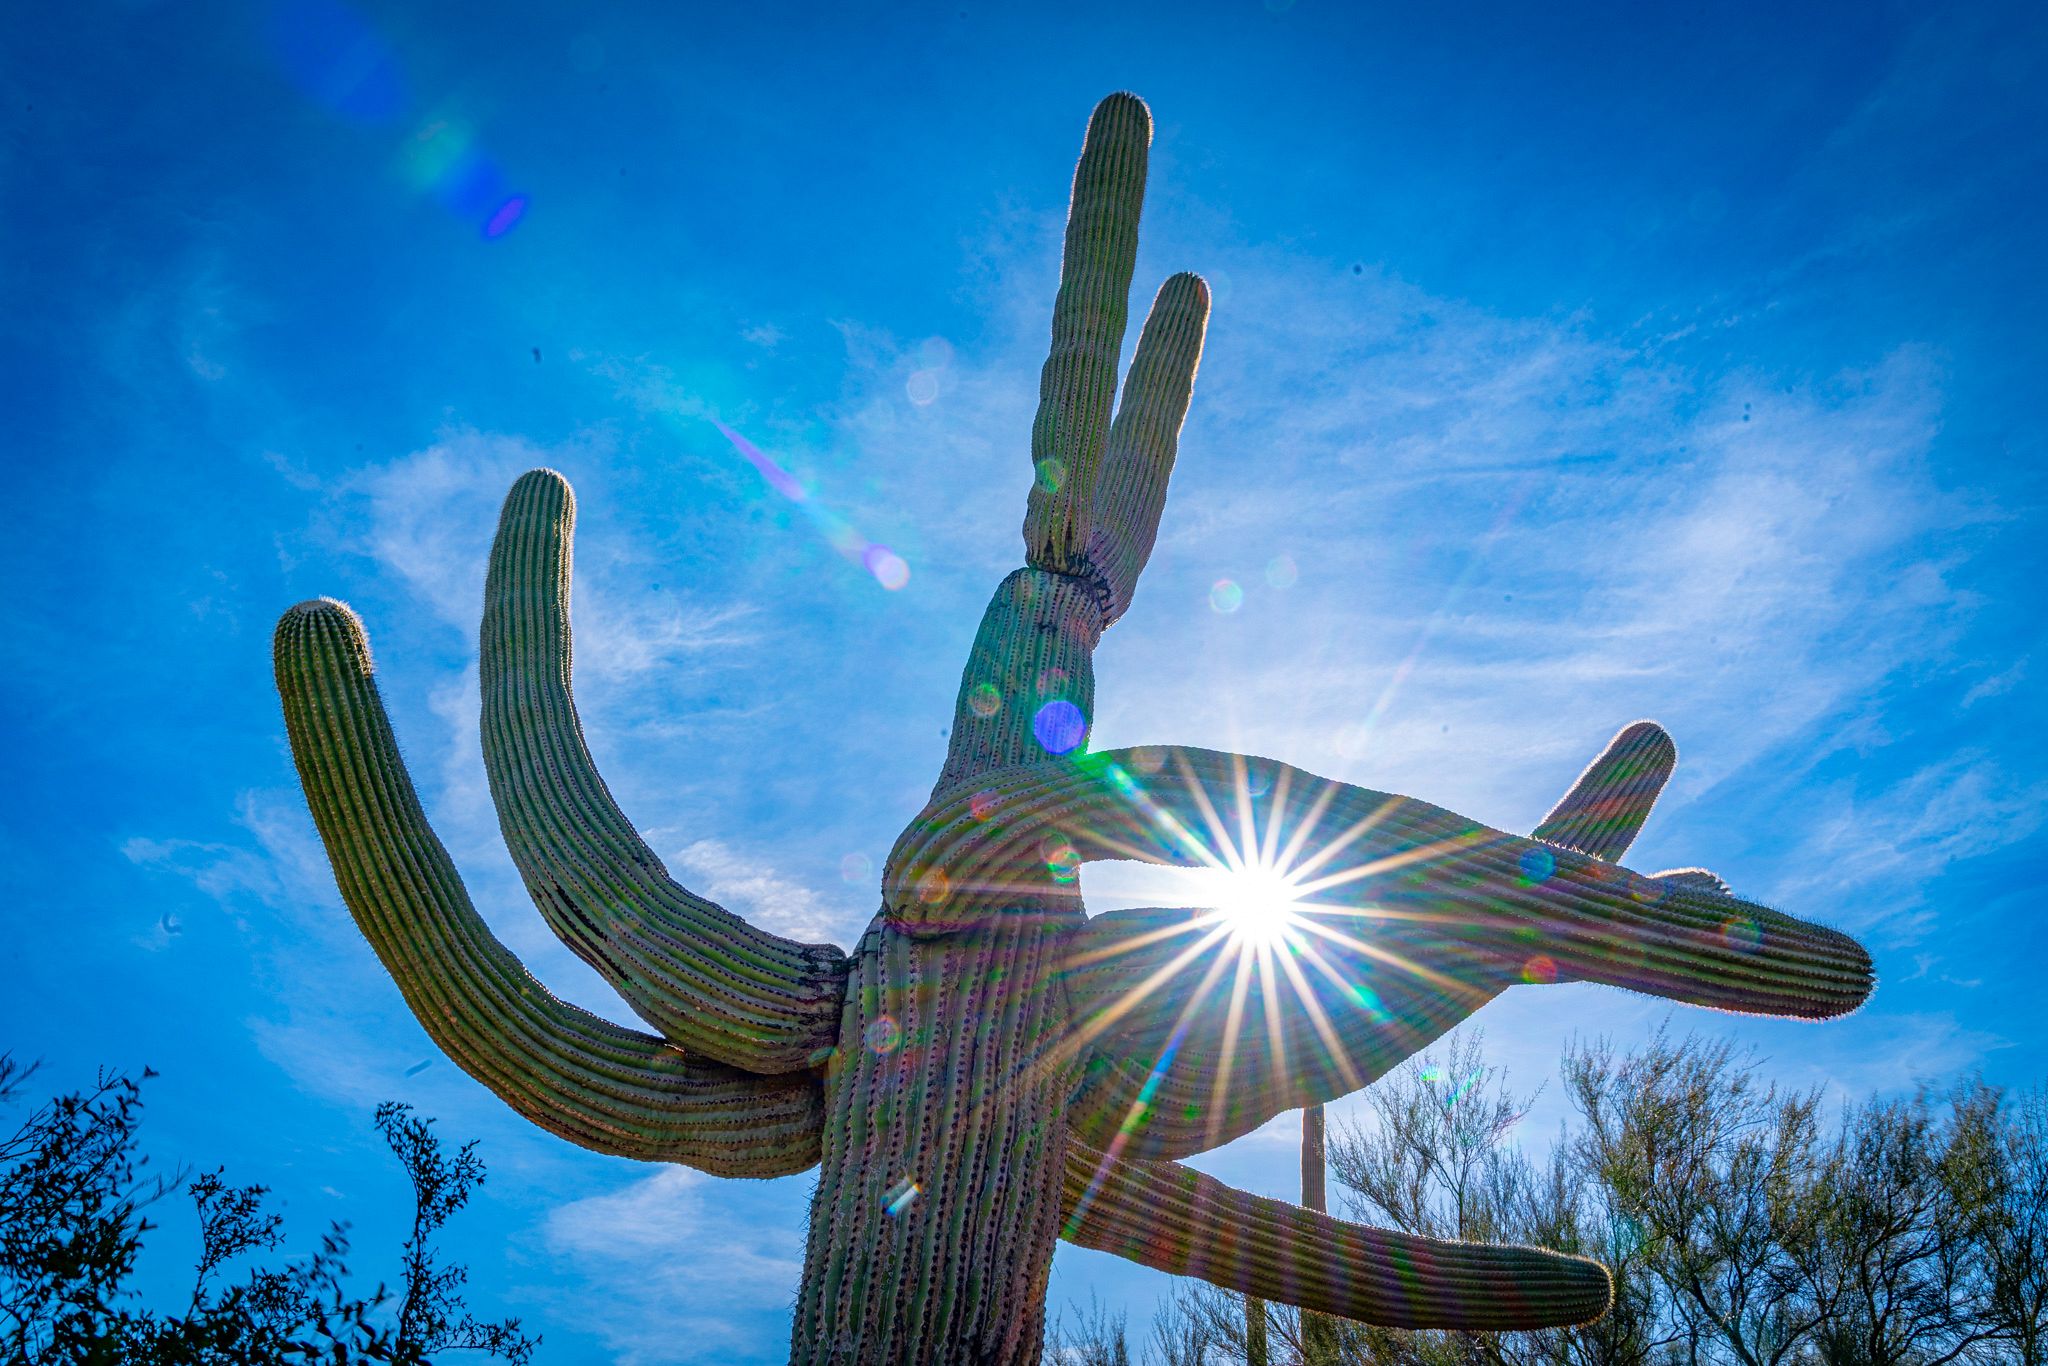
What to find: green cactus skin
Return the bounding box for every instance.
[481,468,849,1074]
[1531,720,1678,862]
[1061,1142,1612,1330]
[271,93,1875,1366]
[274,600,825,1175]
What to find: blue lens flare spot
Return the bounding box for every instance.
[482,195,529,238]
[1033,699,1086,755]
[881,1178,921,1218]
[864,1014,902,1055]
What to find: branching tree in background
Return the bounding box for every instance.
[377,1103,534,1364]
[1323,1031,1664,1366]
[1066,1034,2048,1366]
[0,1054,533,1365]
[1566,1029,2048,1366]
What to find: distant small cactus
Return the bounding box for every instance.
[273,93,1874,1366]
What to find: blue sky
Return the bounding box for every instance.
[3,1,2044,1360]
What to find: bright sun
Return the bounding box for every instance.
[1208,864,1308,949]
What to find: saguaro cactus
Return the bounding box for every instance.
[273,94,1875,1365]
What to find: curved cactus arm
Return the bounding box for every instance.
[896,745,1871,1021]
[1057,903,1490,1158]
[1531,720,1678,861]
[1022,91,1150,578]
[274,599,826,1177]
[1056,727,1689,1157]
[1059,1143,1612,1331]
[481,470,848,1074]
[1086,271,1211,627]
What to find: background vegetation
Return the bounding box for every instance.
[1050,1029,2048,1366]
[0,1054,533,1365]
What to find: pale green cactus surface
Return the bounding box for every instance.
[273,93,1875,1366]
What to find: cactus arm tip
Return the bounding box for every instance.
[1533,719,1679,863]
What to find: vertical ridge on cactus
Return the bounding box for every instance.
[1024,91,1151,580]
[273,598,825,1175]
[1532,720,1679,862]
[271,92,1875,1365]
[480,466,849,1073]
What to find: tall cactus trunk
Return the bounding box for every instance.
[790,922,1079,1364]
[787,564,1101,1365]
[1245,1295,1270,1366]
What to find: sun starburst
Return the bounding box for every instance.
[1196,861,1309,950]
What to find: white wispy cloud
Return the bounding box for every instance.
[665,836,861,945]
[1772,746,2047,938]
[805,214,1987,938]
[539,1167,807,1365]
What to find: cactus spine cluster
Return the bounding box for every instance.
[272,93,1874,1366]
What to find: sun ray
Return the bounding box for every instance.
[1258,764,1293,870]
[1254,941,1292,1113]
[1288,933,1393,1024]
[1062,913,1216,972]
[1068,922,1252,1227]
[1291,916,1485,1001]
[1064,918,1238,1052]
[1289,827,1499,900]
[1284,790,1404,878]
[1267,937,1365,1092]
[1170,749,1248,875]
[1274,776,1341,880]
[1205,944,1262,1152]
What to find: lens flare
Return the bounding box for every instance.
[482,195,529,239]
[1195,863,1307,950]
[1033,699,1086,755]
[881,1177,921,1218]
[713,421,912,591]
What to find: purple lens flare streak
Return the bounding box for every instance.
[713,421,911,591]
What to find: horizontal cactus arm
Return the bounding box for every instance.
[483,470,848,1074]
[275,599,825,1177]
[1060,1143,1612,1330]
[895,744,1872,1021]
[1023,91,1150,578]
[1058,723,1686,1157]
[1057,903,1490,1158]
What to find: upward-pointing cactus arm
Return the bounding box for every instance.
[1059,1143,1611,1330]
[1022,91,1150,579]
[481,470,848,1074]
[923,92,1209,813]
[1083,269,1209,627]
[274,600,825,1176]
[1531,720,1677,862]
